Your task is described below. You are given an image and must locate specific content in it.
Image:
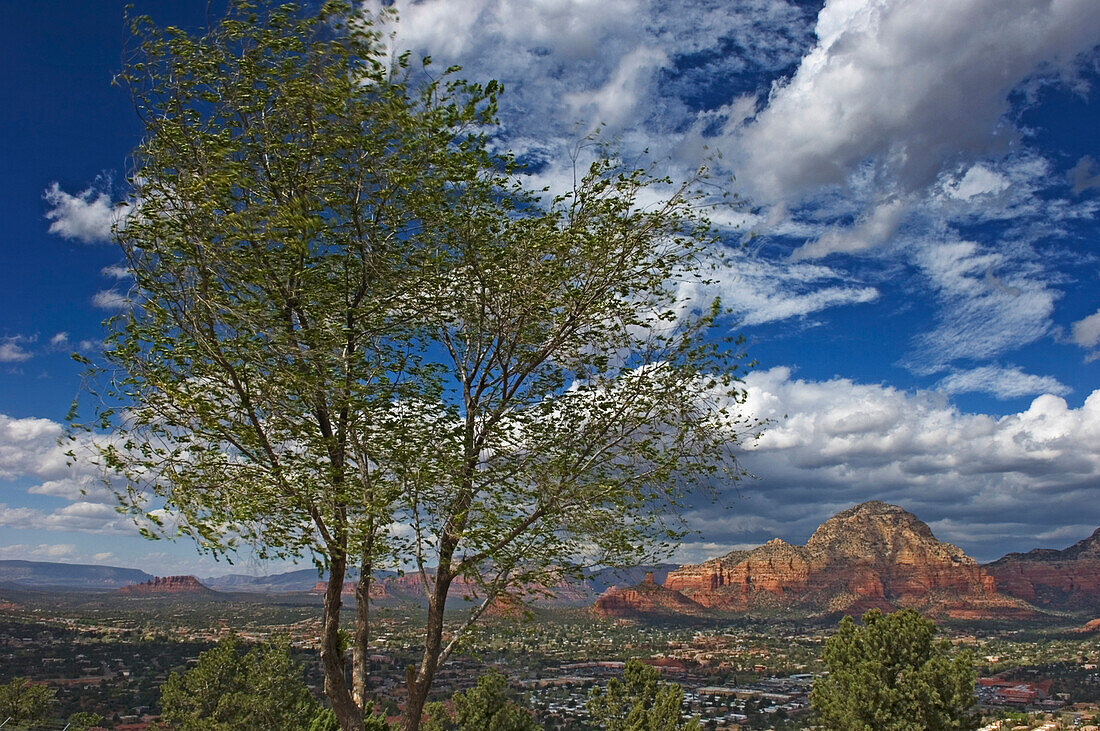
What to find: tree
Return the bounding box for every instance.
[587,659,700,730]
[422,670,539,731]
[312,707,390,731]
[810,609,980,731]
[78,3,503,729]
[0,677,55,727]
[159,636,320,730]
[67,711,105,730]
[73,2,754,730]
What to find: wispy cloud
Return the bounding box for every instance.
[91,289,130,311]
[937,365,1070,400]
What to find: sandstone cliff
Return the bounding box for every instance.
[115,575,217,597]
[985,527,1100,611]
[594,572,709,619]
[664,501,1030,618]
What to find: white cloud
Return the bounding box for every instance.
[92,289,129,311]
[0,543,83,562]
[0,504,46,528]
[1071,308,1100,348]
[101,265,130,280]
[686,252,879,327]
[792,197,909,260]
[0,337,33,363]
[564,46,669,129]
[43,183,123,244]
[907,239,1056,372]
[945,164,1011,201]
[739,0,1100,203]
[0,501,133,536]
[0,543,117,565]
[49,332,69,347]
[937,365,1070,399]
[0,414,66,480]
[27,476,115,504]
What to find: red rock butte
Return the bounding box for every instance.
[115,575,214,595]
[642,501,1035,619]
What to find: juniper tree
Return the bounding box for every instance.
[811,609,980,731]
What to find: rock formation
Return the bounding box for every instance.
[115,575,217,597]
[985,527,1100,611]
[663,501,1030,618]
[594,572,709,619]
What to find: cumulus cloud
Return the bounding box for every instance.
[0,501,133,536]
[1072,308,1100,349]
[49,332,69,347]
[43,182,125,244]
[739,0,1100,203]
[0,336,34,363]
[0,543,85,562]
[691,367,1100,561]
[937,365,1070,399]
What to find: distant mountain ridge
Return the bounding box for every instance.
[0,560,153,589]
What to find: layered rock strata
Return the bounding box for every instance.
[664,501,1030,618]
[594,572,709,619]
[116,575,215,596]
[985,527,1100,611]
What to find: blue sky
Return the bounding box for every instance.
[2,0,1099,575]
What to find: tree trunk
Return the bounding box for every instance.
[402,566,453,731]
[322,553,364,731]
[352,539,374,713]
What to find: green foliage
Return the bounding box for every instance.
[421,671,539,731]
[309,708,342,731]
[159,636,320,730]
[586,659,700,731]
[810,609,980,731]
[67,711,104,730]
[311,705,390,730]
[0,677,55,726]
[77,0,756,726]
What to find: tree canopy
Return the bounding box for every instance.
[159,636,322,730]
[0,677,56,727]
[422,670,539,731]
[587,659,700,731]
[810,609,980,731]
[73,1,755,729]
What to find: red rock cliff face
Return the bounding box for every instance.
[664,501,1028,618]
[116,575,214,595]
[985,527,1100,610]
[594,572,709,619]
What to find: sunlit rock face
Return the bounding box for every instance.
[664,501,1032,618]
[115,575,214,596]
[985,527,1100,611]
[593,571,710,619]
